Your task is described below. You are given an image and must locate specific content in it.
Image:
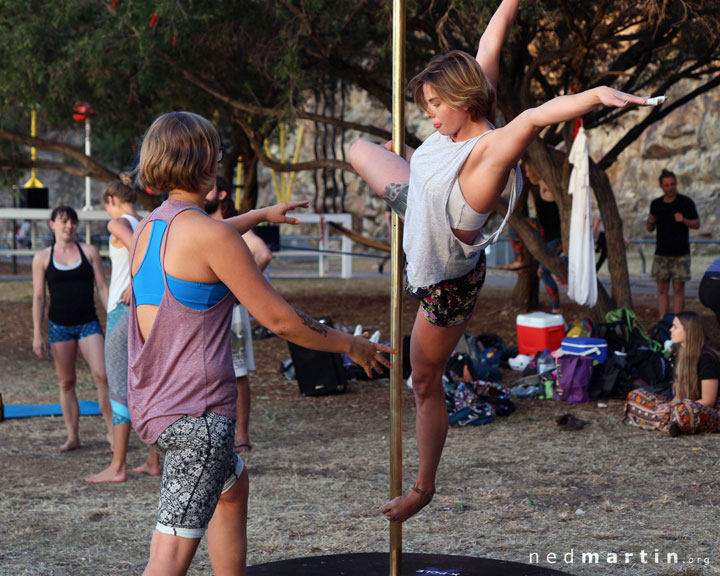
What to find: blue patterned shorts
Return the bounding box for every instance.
[48,319,103,344]
[405,252,487,327]
[153,412,244,539]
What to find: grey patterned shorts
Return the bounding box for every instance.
[153,412,244,539]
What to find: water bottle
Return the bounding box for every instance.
[537,349,555,376]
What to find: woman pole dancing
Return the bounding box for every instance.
[32,206,113,452]
[350,0,659,522]
[128,111,394,575]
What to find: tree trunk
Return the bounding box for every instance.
[232,124,259,214]
[511,262,540,310]
[589,159,633,311]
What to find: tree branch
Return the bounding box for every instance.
[0,129,118,181]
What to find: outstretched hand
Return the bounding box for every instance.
[348,333,396,378]
[597,86,666,109]
[264,201,310,225]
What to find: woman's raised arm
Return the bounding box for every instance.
[476,0,521,90]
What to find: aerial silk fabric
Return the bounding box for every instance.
[567,126,597,306]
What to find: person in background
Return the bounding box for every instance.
[205,175,271,452]
[86,175,161,483]
[647,169,700,319]
[32,206,113,452]
[623,312,720,436]
[128,111,394,575]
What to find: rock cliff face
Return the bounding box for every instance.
[588,82,720,240]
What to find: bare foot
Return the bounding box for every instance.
[58,439,81,453]
[132,462,161,476]
[381,488,434,523]
[86,465,127,483]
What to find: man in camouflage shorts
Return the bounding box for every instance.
[647,169,700,319]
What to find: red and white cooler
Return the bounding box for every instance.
[516,312,565,356]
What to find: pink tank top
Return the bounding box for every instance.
[127,200,236,444]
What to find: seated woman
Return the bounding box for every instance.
[624,312,720,436]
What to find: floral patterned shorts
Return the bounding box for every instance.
[405,252,487,327]
[153,412,244,538]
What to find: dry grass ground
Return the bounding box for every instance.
[1,271,719,576]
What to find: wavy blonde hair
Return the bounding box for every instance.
[410,50,495,122]
[135,111,220,196]
[673,312,706,401]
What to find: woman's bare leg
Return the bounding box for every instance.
[78,333,113,447]
[133,448,161,476]
[51,340,81,452]
[381,309,470,523]
[207,468,249,576]
[86,422,131,483]
[143,531,200,576]
[349,140,410,197]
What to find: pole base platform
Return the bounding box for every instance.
[248,552,571,575]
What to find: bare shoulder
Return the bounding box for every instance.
[79,241,100,258]
[32,246,51,268]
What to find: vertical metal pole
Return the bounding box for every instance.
[84,118,92,210]
[390,0,406,574]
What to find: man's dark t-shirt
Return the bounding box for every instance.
[650,193,698,256]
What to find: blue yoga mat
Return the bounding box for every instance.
[3,400,101,419]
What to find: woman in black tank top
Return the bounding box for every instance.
[31,206,113,453]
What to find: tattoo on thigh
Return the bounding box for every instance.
[294,309,328,336]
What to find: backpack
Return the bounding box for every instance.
[649,314,674,348]
[604,308,662,353]
[630,346,672,389]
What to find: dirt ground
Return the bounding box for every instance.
[1,267,719,576]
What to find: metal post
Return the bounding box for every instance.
[389,0,406,574]
[83,117,92,211]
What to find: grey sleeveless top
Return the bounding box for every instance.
[127,200,236,444]
[403,130,521,287]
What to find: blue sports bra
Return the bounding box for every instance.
[133,219,229,310]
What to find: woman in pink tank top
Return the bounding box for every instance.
[130,111,394,576]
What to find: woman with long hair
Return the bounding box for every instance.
[624,312,720,436]
[32,206,113,452]
[350,0,658,523]
[86,175,160,482]
[128,111,394,575]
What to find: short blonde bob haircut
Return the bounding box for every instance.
[135,111,220,196]
[411,50,495,122]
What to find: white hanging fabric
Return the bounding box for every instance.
[567,126,597,306]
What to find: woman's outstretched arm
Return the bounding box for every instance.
[485,87,654,171]
[476,0,521,90]
[224,201,309,235]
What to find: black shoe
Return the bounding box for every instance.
[668,423,681,437]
